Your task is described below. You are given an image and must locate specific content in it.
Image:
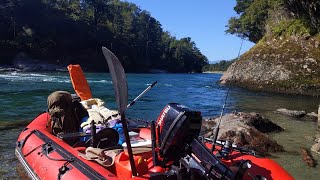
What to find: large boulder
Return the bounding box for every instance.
[202,112,284,156]
[220,35,320,96]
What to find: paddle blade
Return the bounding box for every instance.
[102,47,128,114]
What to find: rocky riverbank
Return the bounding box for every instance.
[0,52,67,72]
[202,107,320,168]
[220,35,320,96]
[201,112,284,156]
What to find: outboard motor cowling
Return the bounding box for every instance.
[156,103,202,162]
[153,103,236,180]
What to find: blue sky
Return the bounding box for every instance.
[124,0,255,63]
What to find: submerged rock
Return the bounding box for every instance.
[202,112,284,156]
[301,148,316,167]
[276,108,307,118]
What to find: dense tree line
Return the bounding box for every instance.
[226,0,320,43]
[202,60,235,72]
[0,0,208,72]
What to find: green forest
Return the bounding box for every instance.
[1,0,319,73]
[202,60,235,72]
[226,0,320,43]
[0,0,208,72]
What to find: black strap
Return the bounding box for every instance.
[17,130,36,150]
[24,143,46,157]
[42,142,75,162]
[35,131,106,179]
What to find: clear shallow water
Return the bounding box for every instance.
[0,71,319,179]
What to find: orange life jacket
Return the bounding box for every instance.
[67,64,93,101]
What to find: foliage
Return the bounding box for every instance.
[271,19,312,37]
[202,60,235,72]
[226,0,272,43]
[234,0,253,14]
[284,0,320,34]
[226,0,320,43]
[0,0,208,72]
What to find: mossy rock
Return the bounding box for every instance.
[221,34,320,96]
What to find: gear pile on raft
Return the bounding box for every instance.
[15,47,294,180]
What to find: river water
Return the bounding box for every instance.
[0,71,319,179]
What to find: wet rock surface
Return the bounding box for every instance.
[276,108,307,118]
[303,112,319,121]
[201,112,284,156]
[311,143,320,155]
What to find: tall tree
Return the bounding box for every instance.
[226,0,270,43]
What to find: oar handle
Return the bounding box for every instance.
[150,81,158,87]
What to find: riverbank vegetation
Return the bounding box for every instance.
[0,0,208,72]
[226,0,320,43]
[202,60,234,72]
[221,0,320,96]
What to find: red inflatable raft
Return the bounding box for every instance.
[16,48,294,179]
[16,110,293,180]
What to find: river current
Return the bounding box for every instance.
[0,71,319,179]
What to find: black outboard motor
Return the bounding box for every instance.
[154,103,235,180]
[156,103,202,161]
